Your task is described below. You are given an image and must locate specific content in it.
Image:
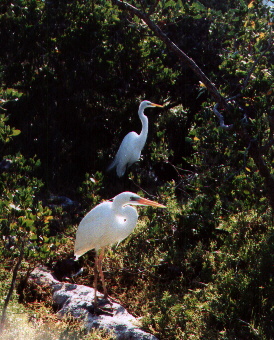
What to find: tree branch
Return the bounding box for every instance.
[213,103,234,130]
[111,0,274,210]
[242,37,273,92]
[0,241,25,333]
[111,0,230,111]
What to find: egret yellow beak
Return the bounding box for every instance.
[151,103,164,108]
[137,197,166,208]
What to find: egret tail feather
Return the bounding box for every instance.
[106,157,118,173]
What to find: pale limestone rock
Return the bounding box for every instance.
[29,267,158,340]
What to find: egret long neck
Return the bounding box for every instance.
[111,199,138,242]
[138,108,149,149]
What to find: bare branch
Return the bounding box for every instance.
[213,103,234,130]
[242,42,273,91]
[110,0,274,210]
[111,0,230,112]
[0,240,25,333]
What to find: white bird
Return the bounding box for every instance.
[107,100,163,177]
[74,191,166,304]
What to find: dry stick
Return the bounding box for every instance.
[0,241,25,333]
[111,0,230,112]
[213,103,234,130]
[111,0,274,210]
[242,41,273,91]
[213,43,272,130]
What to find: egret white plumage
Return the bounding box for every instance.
[107,100,163,177]
[74,191,166,304]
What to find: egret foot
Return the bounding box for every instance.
[91,297,114,316]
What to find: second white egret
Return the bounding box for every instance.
[107,100,163,177]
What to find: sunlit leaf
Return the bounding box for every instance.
[11,129,21,137]
[248,1,254,9]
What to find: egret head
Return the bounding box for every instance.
[139,100,163,112]
[113,191,166,208]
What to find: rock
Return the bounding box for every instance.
[29,267,158,340]
[0,159,12,172]
[47,195,78,210]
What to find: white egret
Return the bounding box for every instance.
[107,100,163,177]
[74,191,166,304]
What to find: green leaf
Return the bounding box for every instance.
[11,129,21,137]
[192,1,206,11]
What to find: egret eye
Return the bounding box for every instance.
[117,216,127,224]
[130,196,139,202]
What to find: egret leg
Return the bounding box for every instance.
[98,247,108,298]
[93,253,99,305]
[93,250,113,316]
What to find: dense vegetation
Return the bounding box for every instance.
[0,0,273,339]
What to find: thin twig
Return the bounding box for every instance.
[129,175,157,199]
[0,240,25,333]
[242,42,273,91]
[111,0,230,112]
[213,103,234,130]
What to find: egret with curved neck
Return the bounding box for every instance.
[74,191,166,304]
[107,100,163,177]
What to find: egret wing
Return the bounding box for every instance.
[112,132,140,177]
[74,202,112,257]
